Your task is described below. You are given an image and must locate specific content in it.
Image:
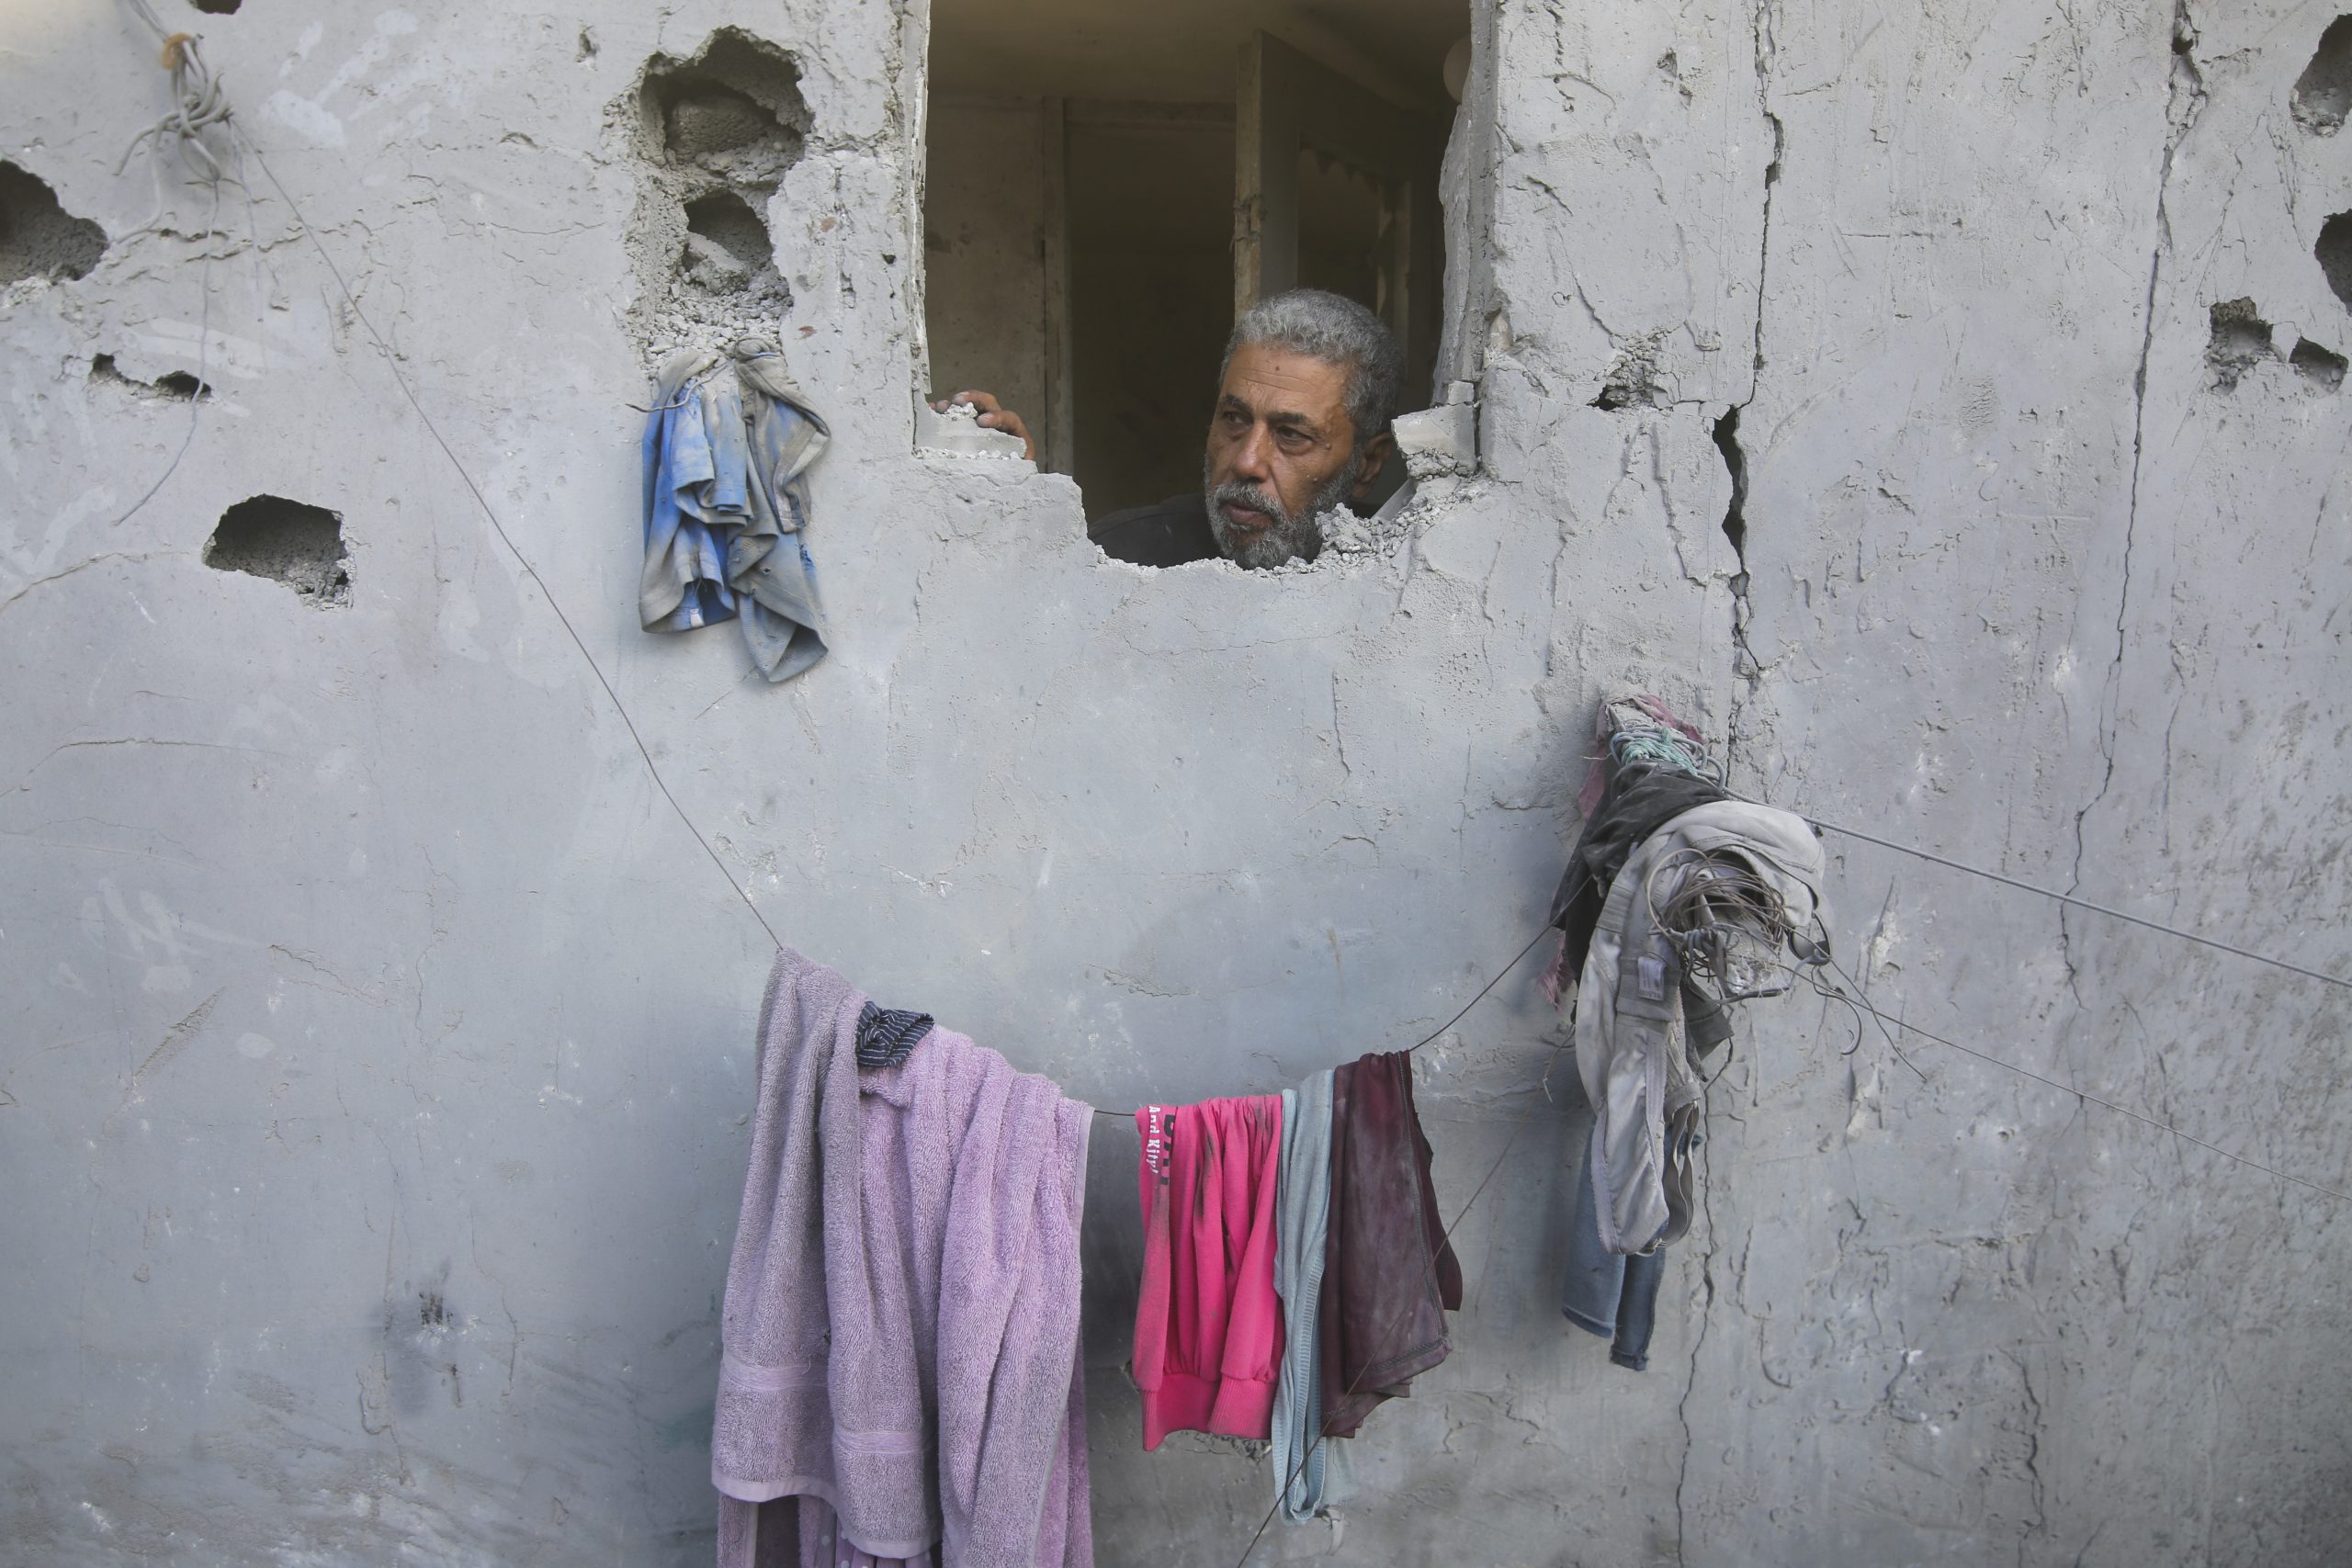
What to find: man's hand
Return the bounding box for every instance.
[929,389,1035,462]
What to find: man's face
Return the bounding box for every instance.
[1201,344,1385,570]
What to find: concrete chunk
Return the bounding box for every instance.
[914,398,1032,461]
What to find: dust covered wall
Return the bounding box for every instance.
[0,6,2346,1568]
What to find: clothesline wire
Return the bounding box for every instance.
[1769,935,2337,1196]
[1804,963,2350,1202]
[244,141,790,953]
[106,27,2352,1559]
[1753,799,2350,993]
[230,109,2352,1179]
[1088,924,1557,1121]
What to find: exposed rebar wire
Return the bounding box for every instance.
[117,1,236,187]
[101,176,221,531]
[106,0,243,530]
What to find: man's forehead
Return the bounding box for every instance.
[1220,344,1351,415]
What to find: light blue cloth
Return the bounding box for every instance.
[639,339,829,682]
[1272,1071,1340,1522]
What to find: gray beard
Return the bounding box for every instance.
[1203,460,1356,570]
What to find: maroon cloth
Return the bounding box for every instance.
[1317,1052,1462,1438]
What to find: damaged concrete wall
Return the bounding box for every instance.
[1718,3,2352,1561]
[1,5,2344,1567]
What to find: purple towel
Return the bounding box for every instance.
[713,949,1094,1568]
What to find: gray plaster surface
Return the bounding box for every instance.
[2,3,2346,1565]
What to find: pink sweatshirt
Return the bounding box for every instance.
[1131,1096,1284,1450]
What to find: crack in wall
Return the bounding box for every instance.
[21,6,2341,1561]
[1673,1115,1721,1566]
[1713,403,1750,570]
[1679,9,1787,1554]
[1722,1,1783,773]
[2066,2,2205,962]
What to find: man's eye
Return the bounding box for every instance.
[1277,428,1312,451]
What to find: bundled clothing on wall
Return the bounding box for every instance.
[1574,799,1826,1254]
[1546,697,1827,1364]
[1541,697,1732,1008]
[712,949,1094,1568]
[641,339,830,682]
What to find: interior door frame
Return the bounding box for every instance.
[1233,30,1446,406]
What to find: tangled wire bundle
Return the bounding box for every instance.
[116,2,237,190]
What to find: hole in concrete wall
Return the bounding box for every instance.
[1657,51,1693,104]
[2319,212,2352,314]
[664,82,785,164]
[924,0,1468,543]
[649,28,813,165]
[2206,297,2274,390]
[622,28,808,351]
[682,190,784,300]
[2291,337,2347,391]
[1594,335,1670,410]
[648,29,808,178]
[2292,17,2352,135]
[188,0,242,14]
[90,353,209,401]
[1712,405,1748,563]
[0,161,107,286]
[204,496,350,607]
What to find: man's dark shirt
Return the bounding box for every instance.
[1090,493,1219,567]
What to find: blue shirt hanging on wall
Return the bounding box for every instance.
[639,339,830,682]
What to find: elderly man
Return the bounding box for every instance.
[934,288,1403,569]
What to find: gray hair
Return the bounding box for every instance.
[1221,288,1404,452]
